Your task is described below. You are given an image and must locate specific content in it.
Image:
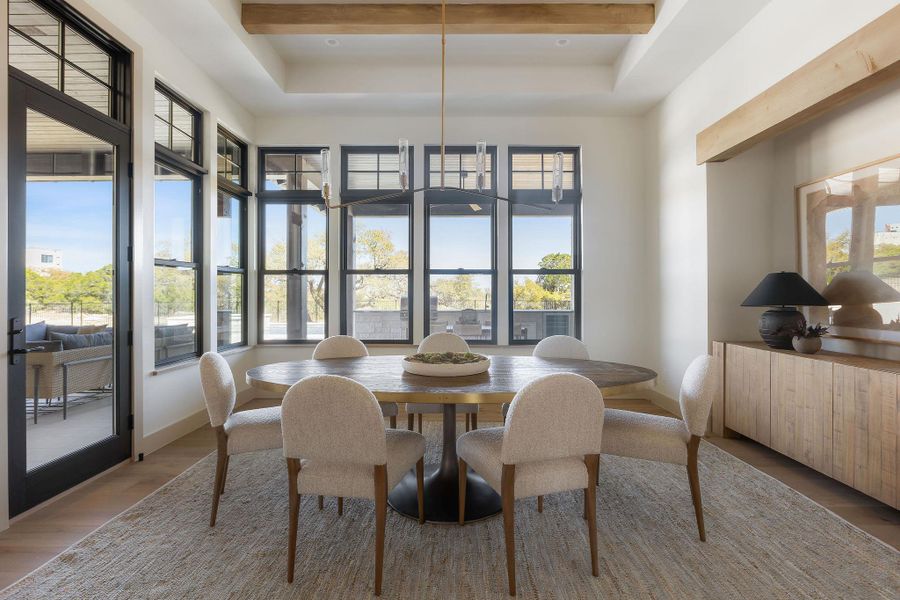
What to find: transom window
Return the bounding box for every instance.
[154,83,200,163]
[8,0,126,120]
[340,146,414,343]
[508,146,581,343]
[511,151,576,191]
[424,145,497,344]
[264,152,322,192]
[217,129,245,188]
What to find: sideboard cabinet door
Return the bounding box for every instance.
[770,353,833,476]
[833,365,898,508]
[725,344,771,444]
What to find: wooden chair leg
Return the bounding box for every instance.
[458,458,468,525]
[465,413,470,432]
[407,413,414,431]
[338,497,344,516]
[417,413,423,434]
[210,427,228,527]
[389,415,397,429]
[501,464,516,596]
[318,495,324,510]
[585,454,599,577]
[374,464,388,596]
[471,413,478,430]
[537,495,543,513]
[286,458,302,583]
[219,455,230,496]
[687,435,706,541]
[416,458,425,524]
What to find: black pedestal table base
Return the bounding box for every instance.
[388,404,501,523]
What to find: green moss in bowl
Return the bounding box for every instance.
[404,352,488,365]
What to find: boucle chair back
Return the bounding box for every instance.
[418,332,470,353]
[502,373,604,464]
[679,355,716,437]
[282,375,387,464]
[199,352,236,428]
[313,335,369,359]
[533,335,590,360]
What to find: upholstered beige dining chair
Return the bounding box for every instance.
[406,332,479,432]
[313,336,399,428]
[502,335,590,421]
[281,375,426,596]
[457,373,605,596]
[601,354,715,541]
[312,335,401,515]
[199,352,282,527]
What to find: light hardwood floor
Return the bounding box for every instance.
[0,397,896,590]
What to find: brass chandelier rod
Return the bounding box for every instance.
[319,0,559,211]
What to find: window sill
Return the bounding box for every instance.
[150,356,200,376]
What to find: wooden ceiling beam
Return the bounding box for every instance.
[696,5,900,164]
[241,3,655,35]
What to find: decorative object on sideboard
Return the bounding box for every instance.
[741,272,829,349]
[792,323,829,354]
[796,153,900,346]
[821,269,900,328]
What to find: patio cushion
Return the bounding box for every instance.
[50,331,113,350]
[25,321,47,342]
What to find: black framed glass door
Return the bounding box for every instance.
[7,71,132,516]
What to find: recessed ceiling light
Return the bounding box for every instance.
[325,38,340,47]
[555,39,570,47]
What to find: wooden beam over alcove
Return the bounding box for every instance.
[696,5,900,165]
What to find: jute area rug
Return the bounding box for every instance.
[2,423,898,599]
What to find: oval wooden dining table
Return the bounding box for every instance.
[246,354,657,523]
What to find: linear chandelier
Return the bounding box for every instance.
[317,0,564,210]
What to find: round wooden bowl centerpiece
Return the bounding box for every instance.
[402,352,491,377]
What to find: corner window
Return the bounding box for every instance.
[257,148,328,343]
[154,83,204,365]
[215,127,249,349]
[508,147,581,343]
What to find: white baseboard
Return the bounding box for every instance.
[610,389,681,417]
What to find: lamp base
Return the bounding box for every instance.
[759,307,805,350]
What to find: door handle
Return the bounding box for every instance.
[11,346,43,355]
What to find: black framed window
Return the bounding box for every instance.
[154,82,200,163]
[8,0,128,121]
[340,146,414,343]
[258,148,328,343]
[154,84,204,365]
[216,127,249,349]
[508,147,581,343]
[424,145,497,344]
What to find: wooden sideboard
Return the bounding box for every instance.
[712,341,899,509]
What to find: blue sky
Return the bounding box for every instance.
[26,180,113,273]
[827,205,900,240]
[28,181,572,275]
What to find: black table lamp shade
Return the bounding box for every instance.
[742,272,828,349]
[741,272,829,307]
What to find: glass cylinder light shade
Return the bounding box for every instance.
[399,138,410,192]
[475,140,487,192]
[551,151,564,203]
[320,148,332,202]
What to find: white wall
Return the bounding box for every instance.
[644,0,899,396]
[253,115,650,368]
[69,0,256,453]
